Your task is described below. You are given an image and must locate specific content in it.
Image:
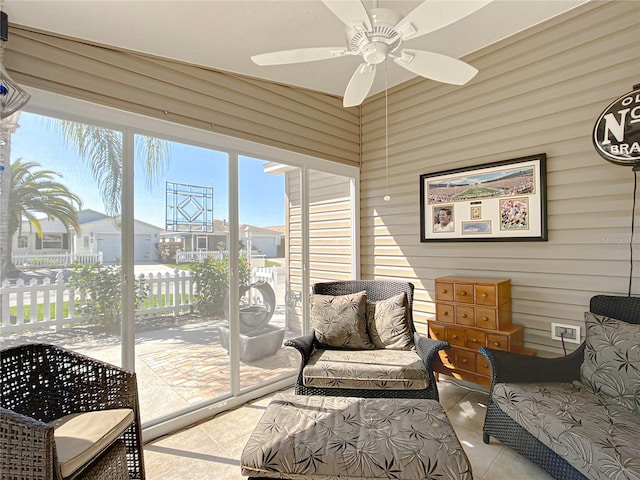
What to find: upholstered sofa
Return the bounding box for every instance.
[479,295,640,480]
[285,280,449,400]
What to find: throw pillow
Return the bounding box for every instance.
[580,311,640,413]
[366,292,413,350]
[310,291,374,349]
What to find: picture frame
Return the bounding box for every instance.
[420,153,547,242]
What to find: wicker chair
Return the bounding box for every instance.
[285,280,449,400]
[479,295,640,480]
[0,343,145,480]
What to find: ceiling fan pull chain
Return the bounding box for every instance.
[384,60,390,202]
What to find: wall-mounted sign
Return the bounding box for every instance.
[593,85,640,167]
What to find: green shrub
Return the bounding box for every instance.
[191,254,251,316]
[69,263,147,332]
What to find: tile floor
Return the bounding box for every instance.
[144,377,554,480]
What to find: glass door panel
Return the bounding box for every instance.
[133,136,230,422]
[237,156,298,390]
[2,111,123,365]
[308,170,354,285]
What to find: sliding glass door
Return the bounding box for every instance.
[4,88,358,436]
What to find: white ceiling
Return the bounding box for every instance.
[5,0,587,101]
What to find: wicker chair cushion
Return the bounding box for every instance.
[491,381,640,480]
[303,348,429,390]
[51,408,134,478]
[241,393,472,479]
[580,312,640,413]
[366,292,413,350]
[309,291,374,349]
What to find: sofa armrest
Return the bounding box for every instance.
[0,407,58,480]
[479,343,585,385]
[284,330,317,365]
[414,333,449,371]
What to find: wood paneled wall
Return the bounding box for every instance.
[359,0,640,354]
[4,26,360,167]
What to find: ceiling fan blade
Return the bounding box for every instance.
[395,0,492,40]
[322,0,372,32]
[343,63,376,107]
[394,49,478,85]
[251,47,348,66]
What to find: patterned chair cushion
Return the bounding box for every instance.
[580,312,640,413]
[366,292,413,350]
[241,393,472,480]
[303,348,429,390]
[310,291,374,349]
[491,381,640,480]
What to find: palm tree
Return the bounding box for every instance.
[51,120,170,216]
[3,158,82,277]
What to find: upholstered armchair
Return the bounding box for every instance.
[0,343,145,480]
[285,280,449,400]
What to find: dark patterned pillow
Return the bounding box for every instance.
[366,292,413,350]
[310,291,374,349]
[581,311,640,413]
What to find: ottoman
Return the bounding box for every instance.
[241,393,472,480]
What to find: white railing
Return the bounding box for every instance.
[175,250,223,264]
[12,252,104,268]
[1,266,277,335]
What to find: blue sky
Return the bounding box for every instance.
[10,112,285,228]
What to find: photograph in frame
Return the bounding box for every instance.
[419,154,547,242]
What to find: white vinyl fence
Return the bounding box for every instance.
[12,252,104,268]
[1,267,277,335]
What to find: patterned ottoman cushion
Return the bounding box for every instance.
[241,393,471,480]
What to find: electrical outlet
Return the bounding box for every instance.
[551,322,581,344]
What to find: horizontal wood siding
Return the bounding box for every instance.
[5,26,360,166]
[360,1,640,355]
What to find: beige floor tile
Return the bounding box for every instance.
[482,443,554,480]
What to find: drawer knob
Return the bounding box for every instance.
[441,289,448,294]
[482,293,488,297]
[460,292,467,296]
[443,311,448,316]
[481,316,489,321]
[472,338,478,343]
[462,359,468,363]
[484,363,489,368]
[462,314,467,318]
[452,335,458,339]
[493,342,500,347]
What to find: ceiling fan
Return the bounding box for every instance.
[251,0,491,107]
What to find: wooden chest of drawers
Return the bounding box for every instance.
[429,277,532,387]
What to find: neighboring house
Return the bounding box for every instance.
[13,209,164,263]
[159,220,284,258]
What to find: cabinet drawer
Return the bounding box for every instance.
[435,281,454,302]
[446,326,466,348]
[454,283,474,303]
[476,353,492,376]
[487,333,509,351]
[475,284,497,306]
[455,305,475,326]
[457,350,476,372]
[475,307,498,330]
[436,303,455,324]
[465,329,486,350]
[429,323,445,341]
